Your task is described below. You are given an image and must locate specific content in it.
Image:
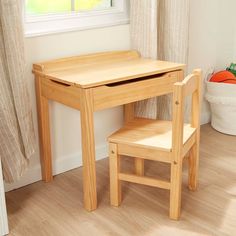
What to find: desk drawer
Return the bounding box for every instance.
[93,71,180,111]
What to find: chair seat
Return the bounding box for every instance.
[108,118,196,152]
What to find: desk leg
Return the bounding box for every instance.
[35,76,53,182]
[124,103,144,176]
[80,89,97,211]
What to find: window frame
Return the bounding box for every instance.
[24,0,129,37]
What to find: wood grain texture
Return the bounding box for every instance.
[34,50,184,213]
[118,143,172,163]
[93,71,178,111]
[119,173,170,190]
[188,69,202,191]
[79,88,97,211]
[41,78,81,110]
[109,143,121,207]
[33,51,185,88]
[5,124,236,236]
[170,75,185,220]
[124,103,135,123]
[182,133,196,158]
[35,76,53,182]
[108,118,196,152]
[108,70,201,220]
[124,102,144,176]
[33,50,140,73]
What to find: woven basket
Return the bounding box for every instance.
[205,80,236,135]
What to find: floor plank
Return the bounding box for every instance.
[6,124,236,236]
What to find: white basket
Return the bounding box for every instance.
[205,80,236,135]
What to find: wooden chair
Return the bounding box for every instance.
[108,69,202,220]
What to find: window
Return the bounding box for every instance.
[25,0,112,15]
[24,0,129,37]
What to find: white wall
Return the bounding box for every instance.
[5,24,130,191]
[188,0,236,123]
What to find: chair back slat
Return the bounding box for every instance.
[172,69,202,155]
[191,70,202,128]
[183,74,198,97]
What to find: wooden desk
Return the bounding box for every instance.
[33,50,185,211]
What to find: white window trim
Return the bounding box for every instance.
[24,0,129,37]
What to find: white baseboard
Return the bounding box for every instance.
[5,144,108,192]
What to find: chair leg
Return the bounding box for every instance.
[109,143,121,206]
[188,141,199,191]
[170,160,183,220]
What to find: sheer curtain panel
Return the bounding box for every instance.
[0,0,36,183]
[130,0,190,119]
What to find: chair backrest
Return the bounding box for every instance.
[171,69,202,155]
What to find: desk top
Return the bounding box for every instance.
[33,50,185,88]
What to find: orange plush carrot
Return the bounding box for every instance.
[210,71,236,84]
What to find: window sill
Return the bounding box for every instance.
[24,1,129,38]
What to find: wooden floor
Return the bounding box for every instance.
[6,124,236,236]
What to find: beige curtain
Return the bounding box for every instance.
[0,0,36,183]
[130,0,190,119]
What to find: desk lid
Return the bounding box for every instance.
[33,50,185,88]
